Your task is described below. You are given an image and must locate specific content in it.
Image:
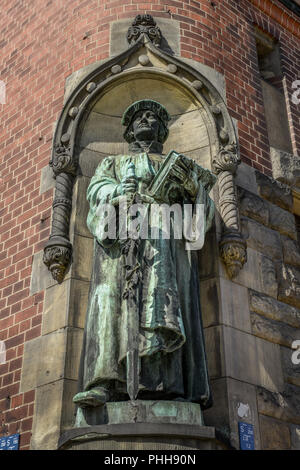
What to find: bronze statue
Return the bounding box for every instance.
[73,100,216,410]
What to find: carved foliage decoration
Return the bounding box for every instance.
[44,14,246,282]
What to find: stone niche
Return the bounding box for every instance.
[29,50,231,448]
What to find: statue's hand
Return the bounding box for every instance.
[183,170,199,198]
[117,175,138,195]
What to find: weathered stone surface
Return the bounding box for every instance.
[227,378,261,450]
[250,312,300,348]
[180,57,226,102]
[20,328,83,392]
[204,326,225,379]
[219,278,251,333]
[257,384,300,425]
[40,164,55,195]
[223,327,283,392]
[31,379,77,450]
[70,176,92,239]
[249,289,300,328]
[198,229,219,279]
[281,346,300,387]
[75,400,203,428]
[231,248,278,299]
[201,377,262,450]
[78,147,105,178]
[42,279,89,335]
[30,250,56,295]
[65,235,93,282]
[261,80,293,154]
[241,216,282,261]
[255,169,293,212]
[235,163,258,195]
[268,202,296,239]
[200,278,220,327]
[110,18,181,57]
[281,235,300,268]
[238,187,269,226]
[271,147,300,189]
[278,263,300,309]
[259,415,291,450]
[291,424,300,449]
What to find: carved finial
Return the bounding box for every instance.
[127,14,162,47]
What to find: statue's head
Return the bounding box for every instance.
[122,100,170,146]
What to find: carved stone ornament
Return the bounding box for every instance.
[127,14,162,47]
[213,143,247,278]
[43,14,246,283]
[50,144,77,176]
[219,230,247,279]
[43,241,72,284]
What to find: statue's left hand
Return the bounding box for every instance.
[183,169,199,198]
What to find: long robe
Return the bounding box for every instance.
[77,152,214,409]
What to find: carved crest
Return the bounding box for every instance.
[127,14,162,47]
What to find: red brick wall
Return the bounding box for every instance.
[0,0,299,449]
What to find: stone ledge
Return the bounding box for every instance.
[58,423,216,450]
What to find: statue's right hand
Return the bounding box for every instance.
[119,176,138,195]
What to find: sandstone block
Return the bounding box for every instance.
[249,289,300,328]
[278,263,300,309]
[238,187,269,226]
[219,277,251,333]
[255,170,293,212]
[235,163,258,195]
[241,216,282,261]
[259,415,291,449]
[281,346,300,387]
[291,424,300,449]
[270,147,300,189]
[232,248,278,299]
[250,312,300,348]
[257,384,300,425]
[281,235,300,268]
[223,327,283,392]
[268,203,296,239]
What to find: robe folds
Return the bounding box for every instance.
[77,152,214,409]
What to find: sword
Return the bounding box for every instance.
[121,162,141,401]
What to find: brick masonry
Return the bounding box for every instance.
[0,0,299,449]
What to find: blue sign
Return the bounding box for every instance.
[238,422,255,450]
[0,434,20,450]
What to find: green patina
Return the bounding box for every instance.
[73,100,216,413]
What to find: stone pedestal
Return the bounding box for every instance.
[58,400,219,450]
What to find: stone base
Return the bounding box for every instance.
[59,400,219,450]
[59,422,218,450]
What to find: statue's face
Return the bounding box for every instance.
[132,110,160,142]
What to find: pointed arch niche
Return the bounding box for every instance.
[32,35,247,449]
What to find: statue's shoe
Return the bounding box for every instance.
[73,387,109,408]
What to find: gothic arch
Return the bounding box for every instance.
[43,27,246,283]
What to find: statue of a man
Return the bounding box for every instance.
[73,100,215,410]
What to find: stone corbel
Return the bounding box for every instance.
[212,143,247,278]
